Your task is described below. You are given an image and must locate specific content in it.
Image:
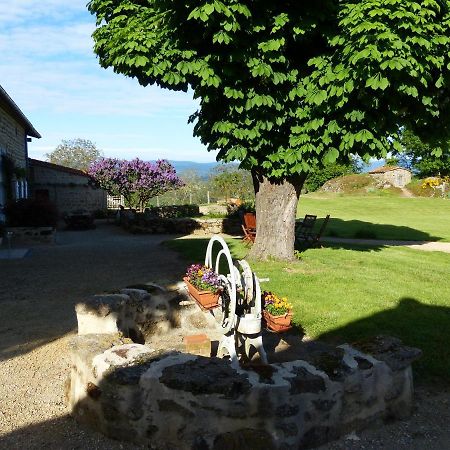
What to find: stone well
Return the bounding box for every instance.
[67,284,421,450]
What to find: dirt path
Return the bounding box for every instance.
[0,222,186,448]
[0,223,449,449]
[0,221,185,361]
[400,187,414,198]
[322,237,450,253]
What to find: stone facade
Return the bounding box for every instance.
[0,85,41,216]
[369,166,412,188]
[28,159,107,215]
[0,103,27,170]
[68,287,422,450]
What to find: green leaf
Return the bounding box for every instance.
[365,74,389,90]
[323,148,339,164]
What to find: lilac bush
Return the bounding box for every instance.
[88,158,183,210]
[185,264,222,293]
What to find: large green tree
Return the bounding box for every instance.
[88,0,450,260]
[46,138,103,171]
[399,129,450,177]
[209,165,254,201]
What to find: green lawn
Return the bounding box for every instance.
[166,237,450,384]
[298,194,450,241]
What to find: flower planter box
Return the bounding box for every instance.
[263,310,293,332]
[183,277,220,310]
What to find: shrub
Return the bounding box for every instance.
[226,201,255,219]
[145,204,200,218]
[92,209,110,219]
[304,162,358,193]
[5,198,59,227]
[407,177,450,198]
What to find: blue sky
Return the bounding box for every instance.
[0,0,217,162]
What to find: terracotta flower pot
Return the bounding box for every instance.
[183,277,220,310]
[263,310,293,332]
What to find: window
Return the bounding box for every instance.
[15,180,28,199]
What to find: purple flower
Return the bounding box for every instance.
[185,264,221,292]
[88,157,183,209]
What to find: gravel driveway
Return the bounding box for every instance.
[0,222,185,449]
[0,222,448,449]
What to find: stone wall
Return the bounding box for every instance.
[29,161,107,214]
[370,169,412,188]
[68,289,422,450]
[0,104,27,211]
[145,205,201,218]
[128,216,241,236]
[0,104,27,170]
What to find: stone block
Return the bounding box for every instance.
[76,294,129,335]
[184,334,211,357]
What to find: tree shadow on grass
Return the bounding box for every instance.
[165,239,450,383]
[295,217,441,253]
[316,297,450,386]
[322,217,441,241]
[253,297,450,386]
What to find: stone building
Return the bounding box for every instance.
[28,159,107,215]
[368,165,412,188]
[0,84,41,219]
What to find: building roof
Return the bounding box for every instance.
[368,165,410,174]
[0,85,41,138]
[29,158,90,177]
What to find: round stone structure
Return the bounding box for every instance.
[67,285,421,449]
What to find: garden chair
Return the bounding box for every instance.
[242,212,256,243]
[302,215,330,248]
[295,214,317,241]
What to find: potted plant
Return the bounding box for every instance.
[262,291,293,332]
[183,264,222,310]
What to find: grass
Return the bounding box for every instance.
[166,237,450,384]
[298,194,450,241]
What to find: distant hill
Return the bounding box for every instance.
[168,161,219,178]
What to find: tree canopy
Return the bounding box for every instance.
[46,138,102,171]
[208,165,254,201]
[89,0,450,176]
[88,0,450,259]
[399,129,450,177]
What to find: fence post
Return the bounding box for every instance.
[207,191,210,204]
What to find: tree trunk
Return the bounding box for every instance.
[249,171,306,261]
